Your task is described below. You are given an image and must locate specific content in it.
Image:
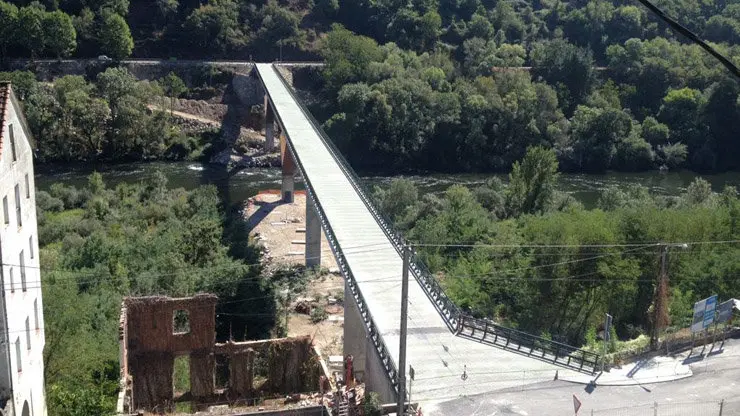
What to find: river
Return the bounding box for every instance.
[35,161,740,208]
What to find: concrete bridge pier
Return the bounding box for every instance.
[280,132,295,203]
[343,286,398,404]
[344,283,367,382]
[305,198,321,268]
[264,98,275,152]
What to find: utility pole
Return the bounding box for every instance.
[397,245,410,416]
[602,313,612,372]
[651,243,688,350]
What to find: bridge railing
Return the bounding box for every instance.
[267,64,599,376]
[457,316,601,374]
[267,64,400,392]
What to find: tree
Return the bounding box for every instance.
[658,88,709,169]
[254,0,303,53]
[505,146,560,217]
[530,39,595,113]
[320,24,383,91]
[98,12,133,60]
[0,2,18,61]
[372,179,419,223]
[570,106,635,172]
[160,72,187,114]
[17,4,46,58]
[641,116,670,146]
[658,143,687,169]
[184,0,245,54]
[43,10,77,58]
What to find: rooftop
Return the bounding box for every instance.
[0,82,10,152]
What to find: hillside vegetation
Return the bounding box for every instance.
[39,173,277,415]
[2,0,739,173]
[374,146,740,346]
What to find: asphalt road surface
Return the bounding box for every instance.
[425,338,740,416]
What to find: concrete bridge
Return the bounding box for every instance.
[254,63,600,409]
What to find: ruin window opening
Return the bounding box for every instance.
[173,355,191,397]
[252,350,268,390]
[214,354,230,390]
[173,309,190,334]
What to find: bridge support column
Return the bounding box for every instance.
[264,98,275,153]
[344,283,367,382]
[280,130,295,203]
[305,198,321,268]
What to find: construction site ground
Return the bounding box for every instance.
[243,191,344,360]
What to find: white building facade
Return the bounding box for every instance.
[0,83,47,416]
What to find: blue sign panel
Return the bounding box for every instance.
[703,295,718,328]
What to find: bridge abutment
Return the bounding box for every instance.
[344,285,398,403]
[305,198,321,268]
[344,282,367,382]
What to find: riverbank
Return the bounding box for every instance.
[242,191,344,363]
[35,161,740,209]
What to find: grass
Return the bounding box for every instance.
[173,355,191,394]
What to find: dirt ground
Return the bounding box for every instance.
[243,192,344,358]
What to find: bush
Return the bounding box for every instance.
[310,306,328,323]
[363,391,383,416]
[36,190,65,212]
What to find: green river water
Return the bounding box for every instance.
[35,161,740,208]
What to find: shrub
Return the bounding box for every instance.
[309,306,328,323]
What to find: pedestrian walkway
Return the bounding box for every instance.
[561,353,693,386]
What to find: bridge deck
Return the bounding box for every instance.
[256,64,573,403]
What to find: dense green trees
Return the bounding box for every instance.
[0,0,134,59]
[0,68,213,162]
[0,0,738,172]
[39,173,276,415]
[317,19,739,174]
[99,12,133,59]
[373,148,740,344]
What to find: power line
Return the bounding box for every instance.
[634,0,740,80]
[410,240,740,249]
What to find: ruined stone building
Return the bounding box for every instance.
[0,83,47,416]
[118,294,322,413]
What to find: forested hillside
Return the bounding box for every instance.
[3,0,737,173]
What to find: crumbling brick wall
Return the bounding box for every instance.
[214,336,320,397]
[123,294,218,410]
[120,294,321,412]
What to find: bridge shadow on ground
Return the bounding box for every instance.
[244,196,285,233]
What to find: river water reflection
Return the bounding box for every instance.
[35,161,740,209]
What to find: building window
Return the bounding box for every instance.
[25,174,30,198]
[9,267,14,292]
[15,184,21,228]
[20,250,26,292]
[173,310,190,334]
[15,337,21,372]
[25,317,30,350]
[34,299,39,330]
[2,196,7,225]
[29,236,34,259]
[9,124,17,162]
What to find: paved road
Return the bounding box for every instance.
[427,338,740,416]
